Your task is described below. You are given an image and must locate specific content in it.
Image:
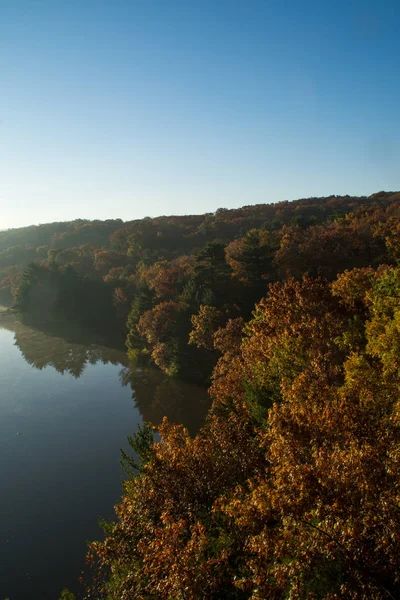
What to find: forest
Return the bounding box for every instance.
[2,190,400,384]
[2,190,400,598]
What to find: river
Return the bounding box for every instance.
[0,313,210,600]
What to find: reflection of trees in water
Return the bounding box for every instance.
[0,315,211,432]
[120,365,211,435]
[0,315,127,378]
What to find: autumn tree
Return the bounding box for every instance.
[85,266,400,600]
[189,305,225,351]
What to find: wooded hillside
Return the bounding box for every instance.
[4,191,400,384]
[8,191,400,599]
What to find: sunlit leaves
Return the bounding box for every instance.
[189,305,224,350]
[87,266,400,599]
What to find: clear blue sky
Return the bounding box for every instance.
[1,0,399,229]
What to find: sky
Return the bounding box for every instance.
[1,0,399,230]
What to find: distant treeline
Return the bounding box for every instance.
[3,191,400,383]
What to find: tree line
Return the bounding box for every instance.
[3,190,400,385]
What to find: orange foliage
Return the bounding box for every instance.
[86,266,400,599]
[189,305,224,350]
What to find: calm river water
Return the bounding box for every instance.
[0,313,210,600]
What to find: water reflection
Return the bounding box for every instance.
[0,314,210,600]
[120,366,211,435]
[0,314,126,377]
[0,314,210,433]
